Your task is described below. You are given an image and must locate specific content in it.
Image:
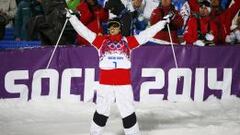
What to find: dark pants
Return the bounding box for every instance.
[0,25,5,40]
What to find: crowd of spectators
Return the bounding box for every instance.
[186,0,240,45]
[0,0,239,46]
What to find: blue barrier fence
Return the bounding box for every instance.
[0,40,41,49]
[3,27,14,40]
[1,26,41,49]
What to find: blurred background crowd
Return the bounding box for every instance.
[0,0,239,47]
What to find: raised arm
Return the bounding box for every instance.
[134,15,170,45]
[67,11,96,44]
[188,0,200,13]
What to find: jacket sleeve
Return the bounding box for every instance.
[221,0,240,25]
[171,10,184,30]
[183,17,198,44]
[96,7,109,22]
[69,15,97,44]
[150,8,163,25]
[150,8,183,30]
[134,19,168,45]
[76,2,93,24]
[188,0,200,13]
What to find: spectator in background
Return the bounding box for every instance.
[26,0,44,41]
[15,0,32,41]
[180,1,191,34]
[150,0,183,44]
[76,0,108,45]
[188,0,240,44]
[105,0,135,36]
[183,0,217,46]
[0,0,17,40]
[34,0,76,45]
[225,12,240,44]
[30,0,44,16]
[129,0,148,33]
[128,0,159,33]
[172,0,186,11]
[104,0,159,35]
[66,0,81,11]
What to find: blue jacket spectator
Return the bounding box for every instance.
[127,0,159,33]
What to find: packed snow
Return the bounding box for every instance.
[1,96,240,135]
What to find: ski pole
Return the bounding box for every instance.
[46,18,69,69]
[166,23,179,69]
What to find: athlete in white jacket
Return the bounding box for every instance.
[66,10,170,135]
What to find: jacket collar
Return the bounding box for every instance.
[107,34,122,42]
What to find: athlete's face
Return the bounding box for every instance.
[109,26,121,35]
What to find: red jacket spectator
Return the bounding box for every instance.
[184,16,218,44]
[188,0,240,44]
[76,0,108,45]
[188,0,201,14]
[150,5,183,44]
